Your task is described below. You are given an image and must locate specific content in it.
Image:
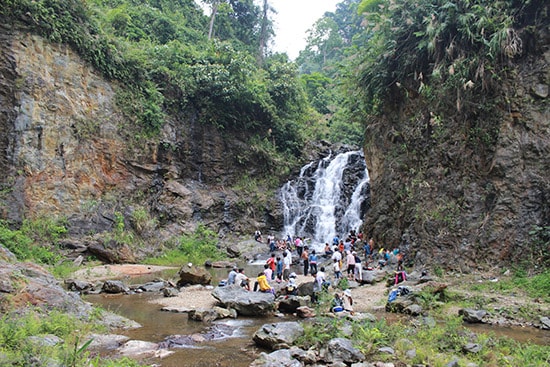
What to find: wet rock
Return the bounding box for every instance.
[102,280,129,294]
[177,264,212,286]
[250,349,303,367]
[459,308,487,323]
[212,286,275,316]
[325,337,365,364]
[65,279,94,293]
[188,308,218,323]
[252,322,305,350]
[163,287,179,297]
[213,306,237,319]
[296,306,316,318]
[118,340,173,359]
[99,310,141,330]
[139,281,166,292]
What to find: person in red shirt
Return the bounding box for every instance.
[266,253,276,280]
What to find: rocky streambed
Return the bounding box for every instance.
[70,263,548,367]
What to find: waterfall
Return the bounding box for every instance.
[280,149,370,249]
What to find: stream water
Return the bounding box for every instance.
[84,266,276,367]
[84,267,549,367]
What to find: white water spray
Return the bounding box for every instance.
[280,150,370,250]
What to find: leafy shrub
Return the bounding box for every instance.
[0,220,61,265]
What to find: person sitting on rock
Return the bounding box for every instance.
[227,267,238,285]
[256,272,274,294]
[235,268,250,291]
[323,243,333,258]
[254,230,262,242]
[342,289,354,314]
[285,272,298,295]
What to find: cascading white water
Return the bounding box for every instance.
[280,150,370,250]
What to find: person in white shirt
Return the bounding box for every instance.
[282,251,292,280]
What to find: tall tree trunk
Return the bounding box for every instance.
[257,0,269,65]
[208,1,220,40]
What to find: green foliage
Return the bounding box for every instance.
[470,269,550,302]
[0,309,141,367]
[145,224,223,265]
[0,220,61,265]
[352,0,529,117]
[528,225,550,268]
[296,318,344,349]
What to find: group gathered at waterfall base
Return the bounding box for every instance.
[226,228,406,315]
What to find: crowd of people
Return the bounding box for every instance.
[224,229,406,314]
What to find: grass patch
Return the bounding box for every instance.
[470,270,550,302]
[0,309,142,367]
[144,224,225,266]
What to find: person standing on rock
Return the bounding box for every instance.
[266,253,276,280]
[282,251,292,281]
[346,250,356,280]
[353,251,362,282]
[295,237,303,258]
[301,246,309,276]
[308,249,318,275]
[276,256,283,283]
[332,258,342,280]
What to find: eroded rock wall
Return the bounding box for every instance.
[363,27,550,270]
[0,26,282,256]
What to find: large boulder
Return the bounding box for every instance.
[252,322,305,350]
[277,295,311,314]
[0,250,92,318]
[211,286,275,316]
[177,264,212,286]
[323,337,365,364]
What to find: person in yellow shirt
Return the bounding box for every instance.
[256,272,274,294]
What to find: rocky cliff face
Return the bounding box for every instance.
[363,25,550,270]
[0,26,283,259]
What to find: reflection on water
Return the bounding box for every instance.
[84,263,276,367]
[86,292,273,367]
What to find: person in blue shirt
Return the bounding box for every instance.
[308,249,318,274]
[227,267,238,285]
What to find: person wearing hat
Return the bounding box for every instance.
[342,289,354,314]
[286,272,298,295]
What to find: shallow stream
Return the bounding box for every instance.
[84,266,549,367]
